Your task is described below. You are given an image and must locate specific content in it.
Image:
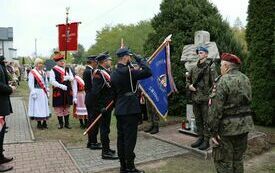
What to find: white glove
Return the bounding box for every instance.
[189,84,197,92]
[64,75,74,81]
[59,84,67,91]
[31,91,37,99]
[73,97,77,104]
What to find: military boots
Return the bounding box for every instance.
[191,136,203,148]
[125,161,145,173]
[150,124,159,134]
[198,140,210,150]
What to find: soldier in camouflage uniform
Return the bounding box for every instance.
[208,53,254,173]
[186,46,217,150]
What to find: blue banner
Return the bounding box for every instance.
[139,42,177,118]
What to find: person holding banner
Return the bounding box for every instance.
[28,58,50,129]
[0,55,15,172]
[49,54,75,129]
[91,52,118,160]
[111,48,152,173]
[186,46,217,150]
[72,65,88,129]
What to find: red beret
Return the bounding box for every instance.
[221,53,241,64]
[53,54,65,62]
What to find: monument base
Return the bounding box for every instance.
[178,128,198,137]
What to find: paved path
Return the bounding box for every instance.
[145,123,212,158]
[5,97,34,144]
[3,97,80,173]
[4,141,80,173]
[68,134,189,173]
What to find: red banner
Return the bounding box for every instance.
[58,22,79,51]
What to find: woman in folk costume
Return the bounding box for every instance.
[28,58,50,129]
[49,54,75,129]
[72,65,88,129]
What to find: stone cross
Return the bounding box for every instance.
[181,31,220,71]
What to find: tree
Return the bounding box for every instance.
[72,44,86,64]
[144,0,245,116]
[87,21,154,59]
[246,0,275,125]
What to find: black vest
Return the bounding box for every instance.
[52,68,73,107]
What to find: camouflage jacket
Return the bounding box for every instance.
[208,69,254,136]
[186,59,217,103]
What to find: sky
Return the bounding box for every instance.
[0,0,248,57]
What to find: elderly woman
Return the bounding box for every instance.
[28,58,50,129]
[72,65,88,128]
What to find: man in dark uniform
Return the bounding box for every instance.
[111,48,152,173]
[91,52,118,160]
[83,55,102,150]
[0,56,14,172]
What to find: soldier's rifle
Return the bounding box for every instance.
[192,59,213,89]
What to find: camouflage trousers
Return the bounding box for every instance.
[213,133,248,173]
[193,103,210,140]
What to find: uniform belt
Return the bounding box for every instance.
[222,113,252,120]
[123,92,135,97]
[223,105,251,115]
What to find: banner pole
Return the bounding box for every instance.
[83,101,114,136]
[147,34,172,63]
[65,7,69,60]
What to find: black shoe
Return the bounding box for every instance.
[57,117,63,129]
[120,159,127,173]
[144,125,153,133]
[191,137,204,148]
[42,121,48,129]
[150,126,159,134]
[0,156,13,164]
[102,151,119,160]
[37,121,43,129]
[120,168,127,173]
[89,143,102,150]
[64,115,71,129]
[108,148,116,154]
[198,140,210,150]
[64,125,72,129]
[0,165,13,172]
[125,168,145,173]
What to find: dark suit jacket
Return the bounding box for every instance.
[83,65,94,114]
[0,63,13,115]
[111,61,152,116]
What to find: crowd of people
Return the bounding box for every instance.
[0,45,254,173]
[25,48,151,173]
